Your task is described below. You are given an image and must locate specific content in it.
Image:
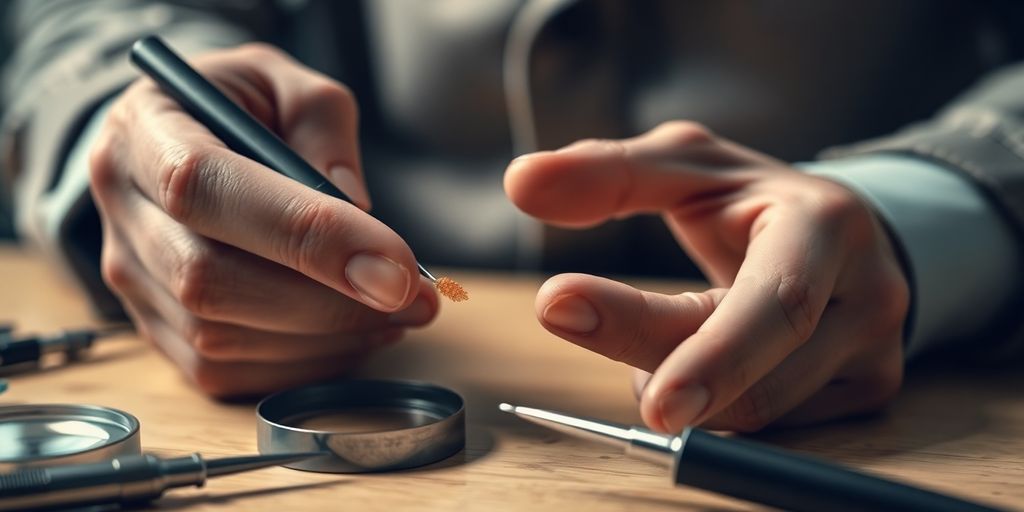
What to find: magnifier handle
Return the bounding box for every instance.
[0,454,205,511]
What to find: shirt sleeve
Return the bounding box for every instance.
[802,155,1021,359]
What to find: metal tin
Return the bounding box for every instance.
[0,404,141,472]
[257,380,465,473]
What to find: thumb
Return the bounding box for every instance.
[504,122,750,228]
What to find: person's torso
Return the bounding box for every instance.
[282,0,1019,275]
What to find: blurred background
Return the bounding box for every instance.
[0,2,13,240]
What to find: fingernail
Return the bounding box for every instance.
[542,294,599,334]
[328,165,372,210]
[388,295,433,326]
[345,252,410,311]
[658,384,710,430]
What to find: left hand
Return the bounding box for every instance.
[504,121,910,432]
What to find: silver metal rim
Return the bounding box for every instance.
[0,403,142,471]
[257,379,465,473]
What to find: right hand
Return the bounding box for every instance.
[89,44,438,397]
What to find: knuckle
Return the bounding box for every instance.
[883,271,911,324]
[775,276,817,344]
[174,249,220,317]
[870,275,911,340]
[189,322,236,360]
[655,120,715,146]
[809,181,874,244]
[307,80,357,112]
[278,199,339,275]
[158,145,217,224]
[100,248,134,293]
[88,133,120,195]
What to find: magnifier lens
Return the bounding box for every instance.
[0,405,141,471]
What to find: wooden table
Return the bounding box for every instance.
[1,245,1021,511]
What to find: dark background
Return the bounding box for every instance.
[0,2,14,240]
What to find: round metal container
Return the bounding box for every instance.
[0,404,141,472]
[257,380,465,473]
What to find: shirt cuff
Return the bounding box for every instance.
[802,155,1020,358]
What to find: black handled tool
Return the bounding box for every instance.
[499,403,1003,512]
[0,325,129,368]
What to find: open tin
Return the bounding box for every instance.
[257,380,465,473]
[0,404,141,472]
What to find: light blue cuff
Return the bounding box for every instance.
[803,155,1020,358]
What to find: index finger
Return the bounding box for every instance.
[504,122,760,228]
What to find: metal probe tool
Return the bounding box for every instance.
[0,324,131,368]
[499,403,1002,512]
[0,451,325,511]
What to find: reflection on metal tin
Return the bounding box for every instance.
[257,380,465,473]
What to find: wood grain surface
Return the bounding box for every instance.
[1,245,1020,511]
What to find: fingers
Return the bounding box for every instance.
[117,189,436,333]
[190,43,371,210]
[639,210,845,432]
[695,306,867,432]
[504,121,756,228]
[102,232,409,361]
[536,273,727,372]
[140,309,368,398]
[95,101,416,312]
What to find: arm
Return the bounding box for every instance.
[0,0,262,318]
[803,155,1021,360]
[504,59,1024,432]
[818,60,1024,359]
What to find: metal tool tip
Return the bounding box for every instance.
[498,403,515,413]
[205,451,328,478]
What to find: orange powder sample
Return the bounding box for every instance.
[435,277,469,302]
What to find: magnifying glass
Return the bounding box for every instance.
[0,404,141,472]
[0,380,466,475]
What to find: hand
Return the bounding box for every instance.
[90,44,437,397]
[505,122,910,432]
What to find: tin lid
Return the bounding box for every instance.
[0,404,141,471]
[257,379,465,473]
